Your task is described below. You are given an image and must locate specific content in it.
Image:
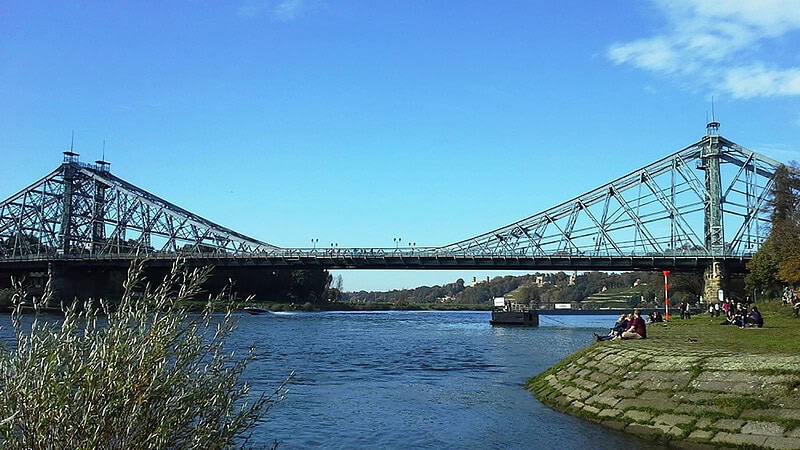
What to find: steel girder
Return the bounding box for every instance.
[0,159,278,258]
[0,132,786,265]
[435,134,783,259]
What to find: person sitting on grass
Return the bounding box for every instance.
[620,309,646,340]
[746,306,764,328]
[721,304,746,327]
[734,304,746,327]
[594,314,629,341]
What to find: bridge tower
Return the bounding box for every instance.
[699,121,725,303]
[58,151,80,254]
[92,158,111,253]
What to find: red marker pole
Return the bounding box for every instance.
[663,270,670,320]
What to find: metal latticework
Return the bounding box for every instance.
[0,127,787,270]
[0,154,278,260]
[436,128,782,259]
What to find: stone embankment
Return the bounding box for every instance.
[527,345,800,449]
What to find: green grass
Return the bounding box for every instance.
[527,299,800,447]
[634,301,800,354]
[705,396,771,410]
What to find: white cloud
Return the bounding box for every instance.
[723,65,800,99]
[273,0,305,21]
[608,0,800,99]
[238,0,312,21]
[609,37,684,73]
[238,0,268,18]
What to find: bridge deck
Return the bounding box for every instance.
[0,253,749,273]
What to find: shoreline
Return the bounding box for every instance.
[526,310,800,449]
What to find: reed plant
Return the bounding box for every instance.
[0,259,289,449]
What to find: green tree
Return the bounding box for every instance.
[747,163,800,294]
[516,284,541,307]
[745,236,781,297]
[0,260,290,448]
[670,273,703,304]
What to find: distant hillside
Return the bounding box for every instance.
[581,286,651,309]
[341,271,704,308]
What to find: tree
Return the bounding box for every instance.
[747,163,800,294]
[745,236,781,297]
[0,260,290,448]
[516,284,541,307]
[770,164,800,284]
[669,273,703,303]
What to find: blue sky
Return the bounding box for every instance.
[2,0,799,291]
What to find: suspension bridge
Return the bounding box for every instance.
[0,122,784,300]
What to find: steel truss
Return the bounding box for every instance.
[0,156,277,259]
[436,133,783,259]
[0,130,787,264]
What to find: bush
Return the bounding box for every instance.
[0,260,290,449]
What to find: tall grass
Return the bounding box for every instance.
[0,259,290,449]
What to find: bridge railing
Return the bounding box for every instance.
[0,246,757,262]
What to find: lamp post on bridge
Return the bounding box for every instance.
[394,237,402,251]
[311,238,318,251]
[409,242,416,254]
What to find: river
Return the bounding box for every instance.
[0,310,656,448]
[234,310,659,449]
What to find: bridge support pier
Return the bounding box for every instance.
[702,261,725,304]
[47,262,127,304]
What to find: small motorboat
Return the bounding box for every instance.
[243,306,270,315]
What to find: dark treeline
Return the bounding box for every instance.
[202,268,341,304]
[0,267,340,308]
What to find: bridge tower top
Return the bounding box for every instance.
[706,120,720,136]
[63,151,80,164]
[94,159,111,173]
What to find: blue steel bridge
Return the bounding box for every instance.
[0,123,785,297]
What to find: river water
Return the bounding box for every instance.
[0,310,658,448]
[235,311,659,449]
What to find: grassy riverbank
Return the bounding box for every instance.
[527,302,800,449]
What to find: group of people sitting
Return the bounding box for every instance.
[593,301,767,343]
[720,303,763,328]
[594,308,647,341]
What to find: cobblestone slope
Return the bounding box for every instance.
[527,345,800,449]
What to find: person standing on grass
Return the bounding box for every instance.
[621,309,647,339]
